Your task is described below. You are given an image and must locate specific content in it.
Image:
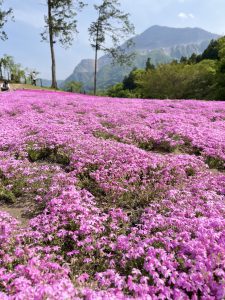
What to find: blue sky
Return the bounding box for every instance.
[1,0,225,80]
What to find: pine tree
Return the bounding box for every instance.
[41,0,86,89]
[145,57,155,71]
[88,0,135,95]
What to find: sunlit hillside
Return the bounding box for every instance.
[0,90,224,299]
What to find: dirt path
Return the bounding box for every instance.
[0,195,43,227]
[0,204,28,227]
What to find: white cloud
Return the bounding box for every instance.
[178,12,195,19]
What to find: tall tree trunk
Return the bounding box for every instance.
[94,46,98,95]
[0,62,2,80]
[48,0,57,89]
[93,16,101,96]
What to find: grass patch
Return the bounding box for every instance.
[0,187,16,204]
[93,130,121,142]
[27,146,70,166]
[206,156,224,171]
[101,121,116,129]
[138,136,203,155]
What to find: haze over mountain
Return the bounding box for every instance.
[62,25,220,91]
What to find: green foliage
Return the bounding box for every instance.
[64,81,83,93]
[105,36,225,100]
[123,68,138,90]
[206,156,225,170]
[41,0,86,47]
[141,62,187,99]
[107,83,133,98]
[201,39,219,60]
[0,186,16,204]
[145,57,155,71]
[93,130,121,142]
[0,54,27,82]
[88,0,135,59]
[41,0,86,89]
[0,0,13,41]
[88,0,135,94]
[107,68,145,98]
[27,146,70,166]
[124,58,217,100]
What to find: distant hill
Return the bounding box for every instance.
[39,79,64,88]
[62,25,220,91]
[129,25,219,50]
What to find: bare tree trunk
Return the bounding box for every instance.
[93,16,101,96]
[0,62,3,80]
[48,0,57,89]
[94,47,98,95]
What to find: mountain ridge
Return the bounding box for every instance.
[62,25,220,91]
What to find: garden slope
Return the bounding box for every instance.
[0,90,224,299]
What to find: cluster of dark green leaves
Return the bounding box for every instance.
[88,0,135,64]
[41,0,86,47]
[64,80,83,93]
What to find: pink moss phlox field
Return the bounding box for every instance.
[0,90,224,299]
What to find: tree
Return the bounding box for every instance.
[145,57,155,71]
[183,60,217,100]
[123,67,137,90]
[215,37,225,99]
[0,0,13,41]
[64,81,83,93]
[11,63,26,83]
[180,56,187,63]
[107,82,132,98]
[88,0,135,95]
[201,39,219,61]
[1,54,14,80]
[140,63,187,99]
[41,0,86,89]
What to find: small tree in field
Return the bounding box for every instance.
[0,0,13,41]
[41,0,86,89]
[88,0,135,95]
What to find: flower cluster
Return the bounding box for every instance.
[0,90,224,299]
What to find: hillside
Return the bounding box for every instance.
[62,25,220,91]
[0,90,224,298]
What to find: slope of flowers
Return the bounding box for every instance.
[0,90,224,299]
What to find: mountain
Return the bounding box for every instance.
[129,25,219,50]
[62,25,220,91]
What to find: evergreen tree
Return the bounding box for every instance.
[41,0,86,89]
[201,39,219,61]
[123,67,137,90]
[180,56,187,63]
[88,0,135,95]
[145,57,155,71]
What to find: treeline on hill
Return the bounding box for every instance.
[107,37,225,100]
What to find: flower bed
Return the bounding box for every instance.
[0,90,224,299]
